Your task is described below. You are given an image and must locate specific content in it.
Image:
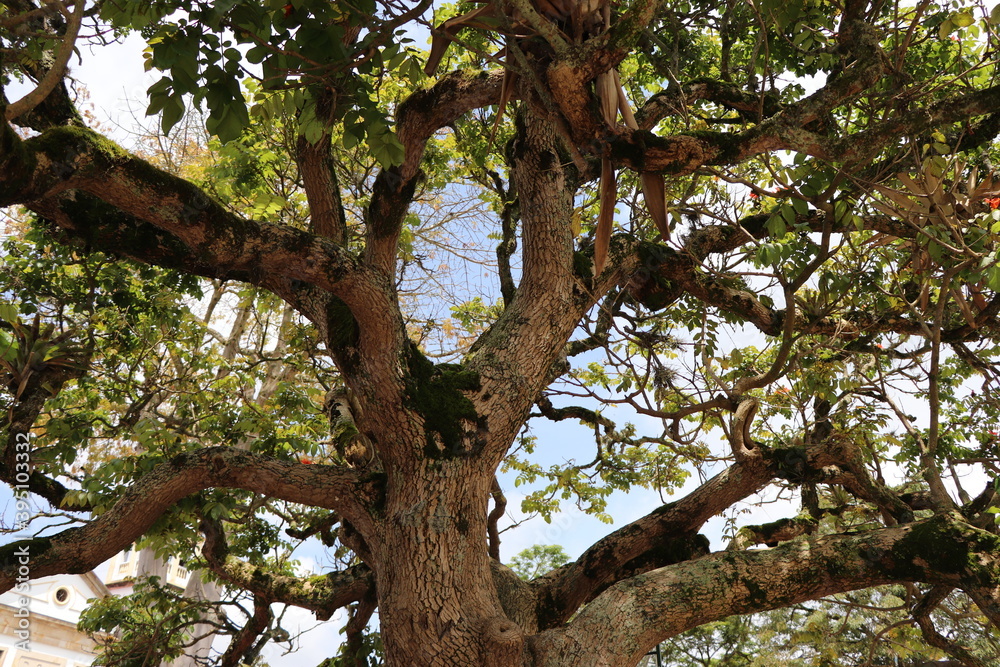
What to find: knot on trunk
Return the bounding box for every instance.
[481,615,524,666]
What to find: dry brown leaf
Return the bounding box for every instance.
[614,69,638,130]
[967,165,979,195]
[595,155,615,276]
[864,232,897,247]
[641,173,669,240]
[953,288,978,328]
[489,64,517,144]
[596,71,618,126]
[897,172,927,196]
[870,199,902,219]
[971,281,989,311]
[874,185,929,217]
[973,174,999,199]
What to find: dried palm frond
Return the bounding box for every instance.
[611,70,669,241]
[489,56,518,144]
[595,155,616,275]
[592,68,619,276]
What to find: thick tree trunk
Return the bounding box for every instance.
[355,109,580,666]
[373,461,523,666]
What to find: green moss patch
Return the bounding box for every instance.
[403,343,483,458]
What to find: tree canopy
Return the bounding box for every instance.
[3,0,1000,665]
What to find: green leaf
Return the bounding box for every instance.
[952,11,974,28]
[781,204,796,226]
[766,212,787,237]
[0,302,18,322]
[939,18,955,39]
[246,45,269,64]
[342,125,362,150]
[0,331,16,364]
[987,265,1000,292]
[160,95,185,135]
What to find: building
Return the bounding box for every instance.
[0,572,111,667]
[0,549,195,667]
[102,547,190,595]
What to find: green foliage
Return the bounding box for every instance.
[654,586,999,666]
[97,0,426,150]
[78,578,211,667]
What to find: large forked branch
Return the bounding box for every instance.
[831,83,1000,164]
[627,211,1000,343]
[465,111,594,463]
[364,69,504,274]
[532,512,1000,666]
[609,78,1000,178]
[0,123,406,354]
[590,18,909,181]
[2,128,366,296]
[0,448,368,594]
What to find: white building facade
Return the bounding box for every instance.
[0,573,111,667]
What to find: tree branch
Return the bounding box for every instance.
[488,477,506,561]
[296,131,347,244]
[219,594,273,667]
[201,516,373,621]
[0,448,369,594]
[4,0,84,122]
[532,512,1000,665]
[636,78,783,130]
[2,358,89,510]
[0,125,413,369]
[912,586,990,667]
[532,454,774,627]
[364,69,504,274]
[831,84,1000,166]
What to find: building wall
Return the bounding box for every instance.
[0,554,194,667]
[104,547,190,593]
[0,573,111,667]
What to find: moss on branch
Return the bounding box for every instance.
[403,343,484,459]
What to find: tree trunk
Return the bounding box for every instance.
[373,460,523,666]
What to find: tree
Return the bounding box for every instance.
[508,545,571,581]
[4,0,1000,665]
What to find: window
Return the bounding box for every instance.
[121,547,132,563]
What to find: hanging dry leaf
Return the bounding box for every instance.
[595,155,615,275]
[641,172,669,240]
